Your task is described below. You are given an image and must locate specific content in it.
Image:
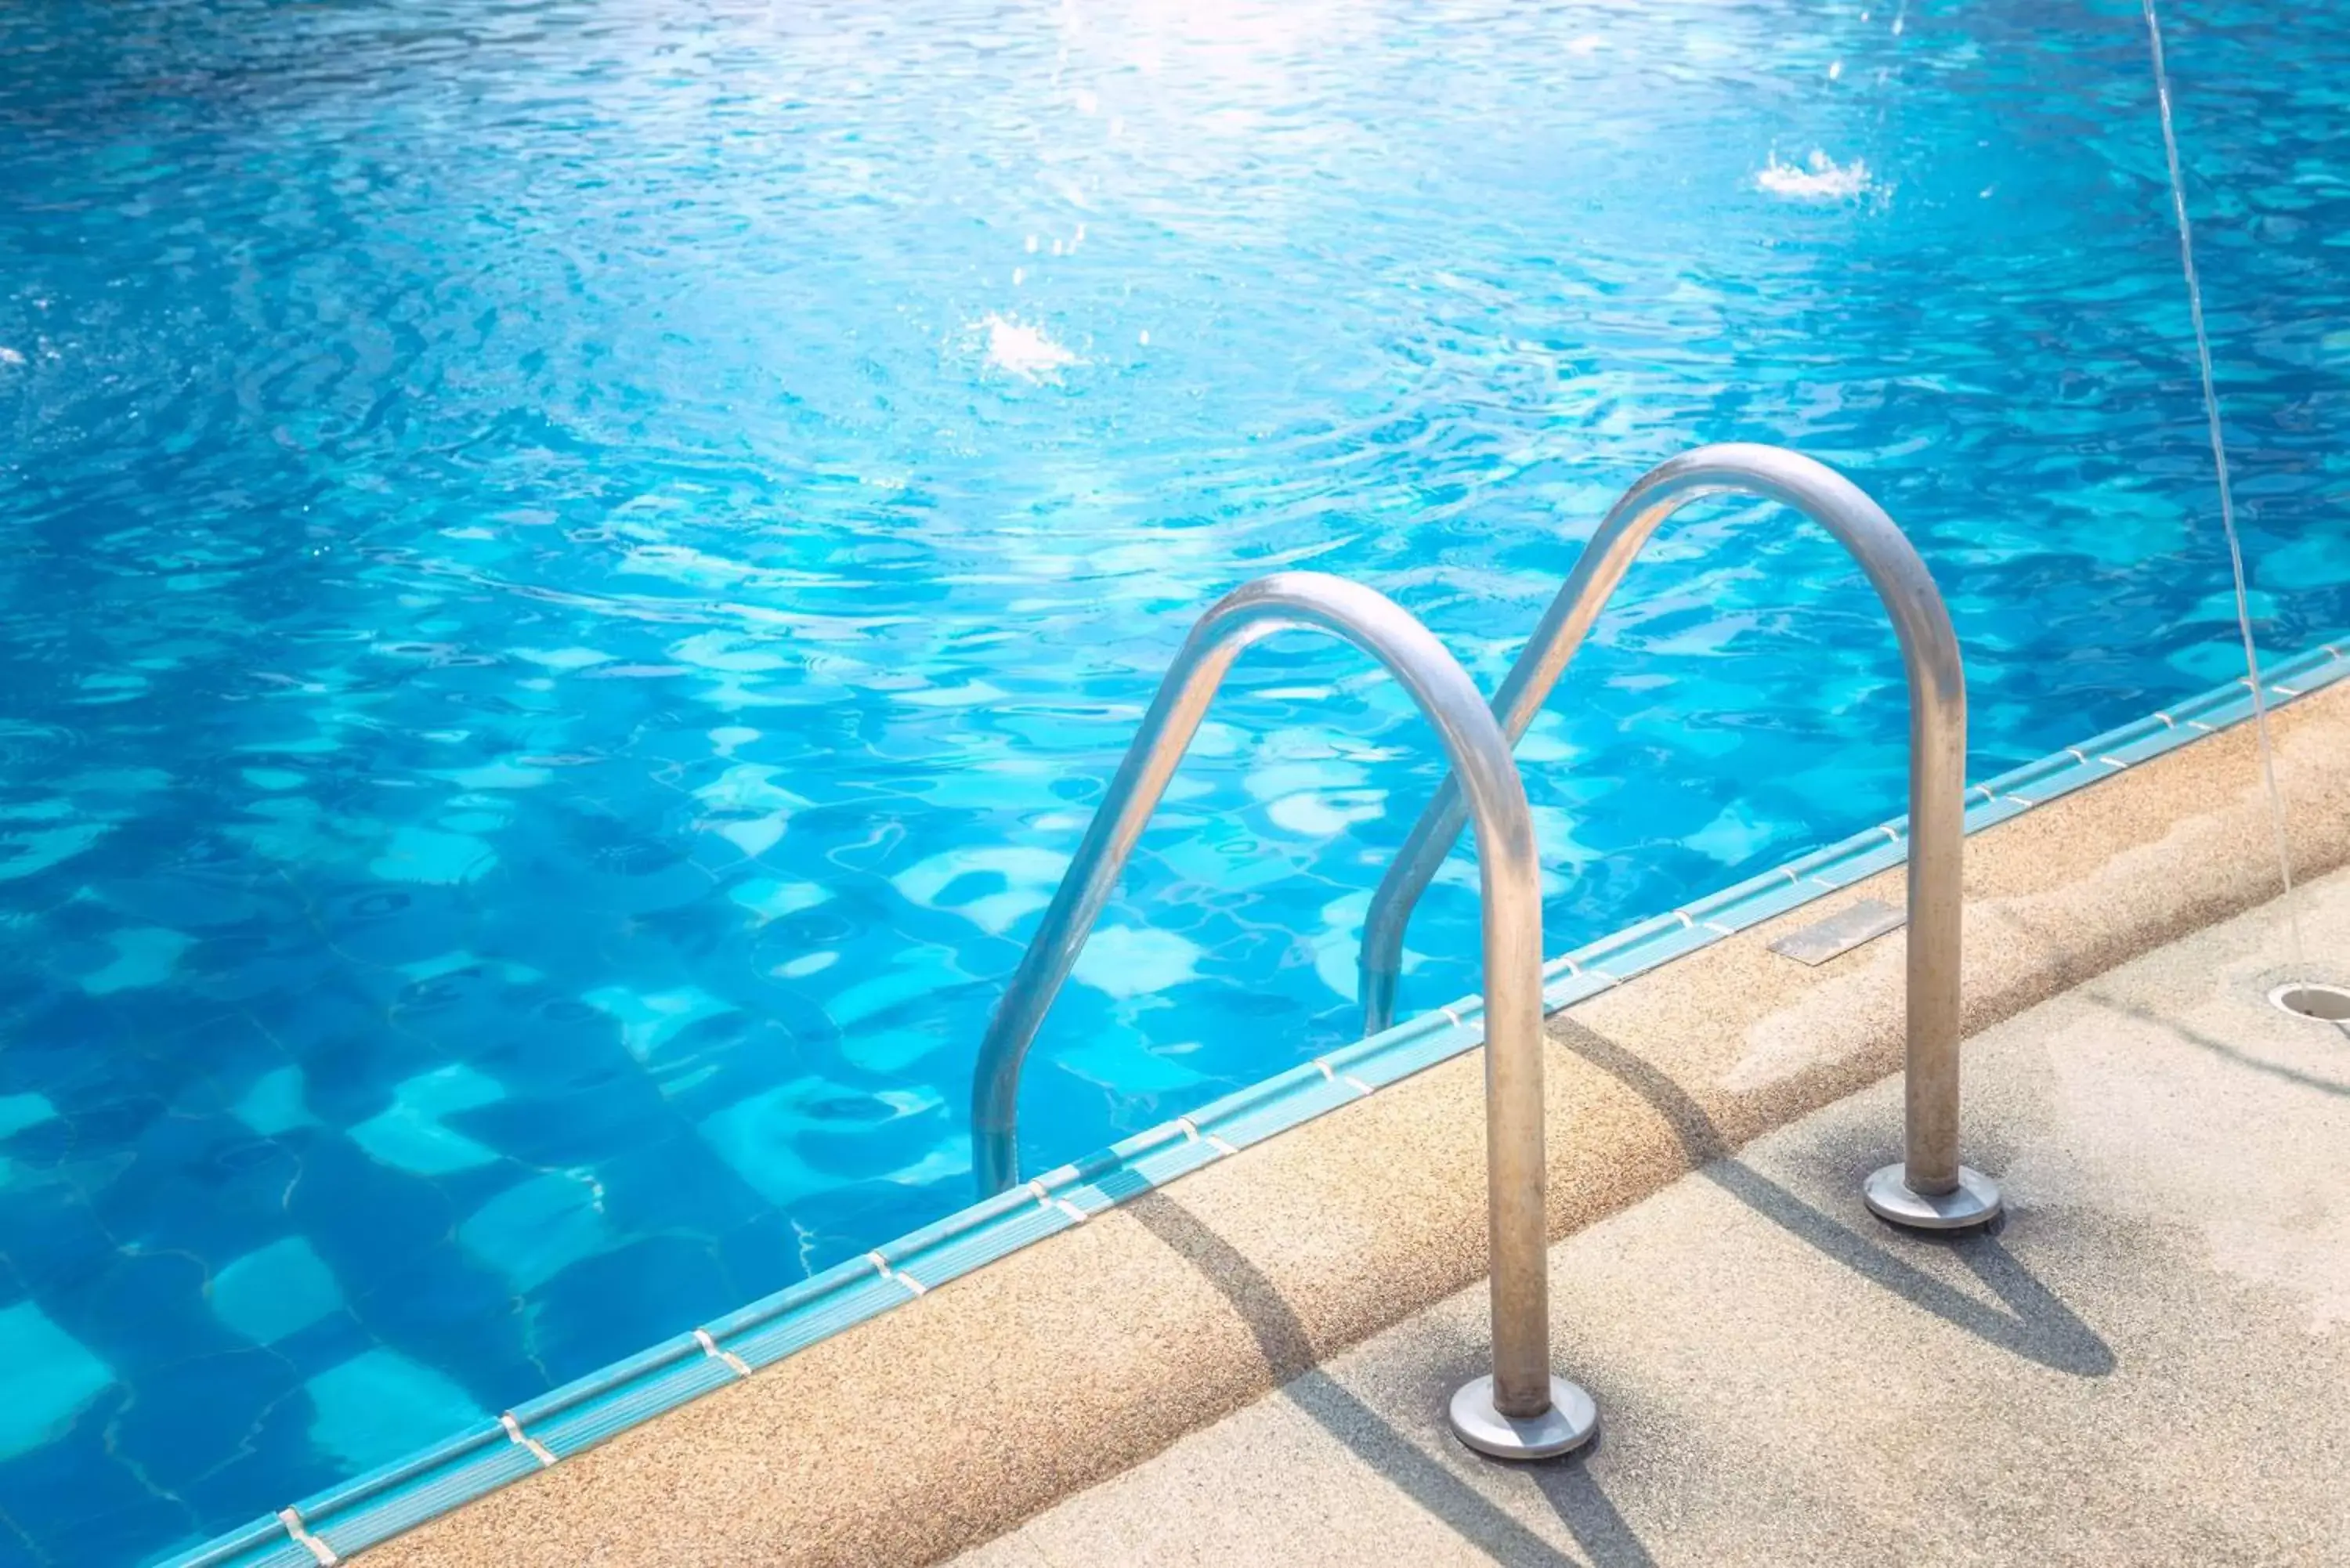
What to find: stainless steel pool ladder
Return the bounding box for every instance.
[1357,443,2001,1231]
[967,571,1598,1459]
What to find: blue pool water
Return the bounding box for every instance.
[4,0,2349,1559]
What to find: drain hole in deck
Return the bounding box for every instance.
[2268,983,2350,1022]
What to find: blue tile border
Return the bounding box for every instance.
[160,636,2349,1568]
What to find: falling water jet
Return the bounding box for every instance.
[2138,0,2304,963]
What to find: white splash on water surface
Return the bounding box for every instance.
[982,313,1079,381]
[1757,150,1872,200]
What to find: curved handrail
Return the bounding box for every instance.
[969,570,1589,1441]
[1357,443,1999,1229]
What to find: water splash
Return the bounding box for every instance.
[2139,0,2302,958]
[981,313,1080,380]
[1757,150,1872,200]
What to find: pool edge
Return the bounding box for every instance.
[164,639,2350,1568]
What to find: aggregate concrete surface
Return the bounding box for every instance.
[959,869,2350,1567]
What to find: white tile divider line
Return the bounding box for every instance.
[499,1413,556,1468]
[693,1328,753,1378]
[1310,1060,1376,1098]
[1173,1116,1242,1156]
[864,1251,927,1297]
[1027,1178,1090,1223]
[277,1508,338,1567]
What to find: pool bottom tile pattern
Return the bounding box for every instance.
[162,641,2350,1568]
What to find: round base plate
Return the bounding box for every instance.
[1447,1375,1598,1461]
[1864,1164,2003,1231]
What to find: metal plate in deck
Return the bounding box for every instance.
[1769,897,1904,966]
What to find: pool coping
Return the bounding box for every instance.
[164,638,2350,1568]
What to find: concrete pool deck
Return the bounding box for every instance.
[360,677,2350,1566]
[955,865,2350,1567]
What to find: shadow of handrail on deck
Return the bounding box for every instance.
[1127,1193,1655,1568]
[1551,1020,2113,1378]
[2084,993,2350,1098]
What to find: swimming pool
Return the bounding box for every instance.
[2,0,2347,1560]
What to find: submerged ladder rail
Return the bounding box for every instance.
[1357,443,2001,1230]
[969,569,1595,1458]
